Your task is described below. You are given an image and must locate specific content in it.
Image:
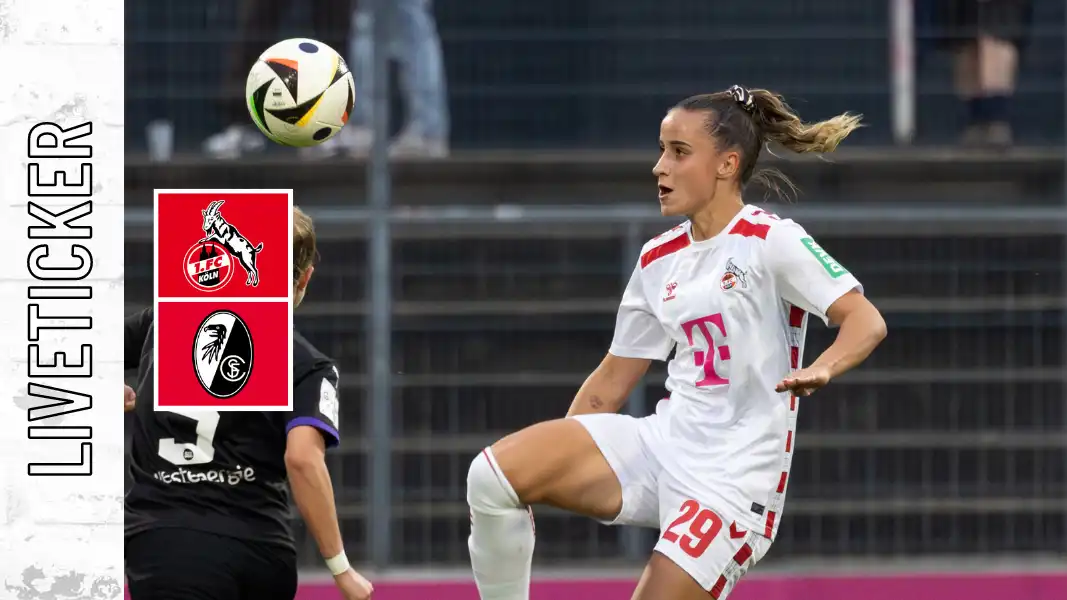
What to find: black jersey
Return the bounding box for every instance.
[124,308,342,550]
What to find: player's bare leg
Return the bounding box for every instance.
[630,552,710,600]
[494,418,624,517]
[466,418,623,600]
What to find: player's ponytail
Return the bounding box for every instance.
[746,88,862,200]
[675,86,863,201]
[748,89,863,156]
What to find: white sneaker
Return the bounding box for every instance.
[202,125,266,160]
[299,124,373,160]
[343,126,375,158]
[388,129,449,159]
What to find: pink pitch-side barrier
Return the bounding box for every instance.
[278,572,1067,600]
[125,571,1067,599]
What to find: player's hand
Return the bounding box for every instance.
[775,365,831,397]
[124,385,137,412]
[334,568,373,600]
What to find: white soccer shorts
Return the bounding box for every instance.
[572,409,771,599]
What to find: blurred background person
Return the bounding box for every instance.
[310,0,450,159]
[929,0,1035,147]
[203,0,354,160]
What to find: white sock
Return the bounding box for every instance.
[466,448,535,600]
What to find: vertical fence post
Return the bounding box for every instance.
[1062,12,1067,557]
[621,222,647,560]
[889,0,915,145]
[366,0,394,570]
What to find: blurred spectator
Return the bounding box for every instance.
[934,0,1034,148]
[312,0,449,159]
[203,0,353,160]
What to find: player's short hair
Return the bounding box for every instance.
[675,85,863,200]
[293,206,318,281]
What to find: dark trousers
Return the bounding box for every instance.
[126,528,298,600]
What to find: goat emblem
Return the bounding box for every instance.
[198,200,264,287]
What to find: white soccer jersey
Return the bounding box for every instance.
[609,204,863,539]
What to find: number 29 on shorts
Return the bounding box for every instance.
[661,499,724,558]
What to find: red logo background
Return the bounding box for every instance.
[157,192,291,298]
[156,301,290,409]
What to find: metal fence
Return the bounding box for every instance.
[124,203,1067,568]
[125,0,1066,152]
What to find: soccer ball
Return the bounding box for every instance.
[245,38,355,147]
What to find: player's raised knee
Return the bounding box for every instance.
[467,448,522,513]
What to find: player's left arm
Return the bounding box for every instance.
[800,289,886,385]
[283,363,350,573]
[765,222,887,395]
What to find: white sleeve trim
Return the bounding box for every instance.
[608,343,673,362]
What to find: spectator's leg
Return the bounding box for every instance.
[390,0,450,158]
[975,34,1018,147]
[953,42,983,145]
[341,3,381,157]
[973,0,1031,147]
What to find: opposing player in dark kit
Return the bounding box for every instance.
[123,207,373,600]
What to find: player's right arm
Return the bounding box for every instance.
[567,263,672,417]
[283,363,374,600]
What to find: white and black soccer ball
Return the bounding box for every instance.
[245,37,355,147]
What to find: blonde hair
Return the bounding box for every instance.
[293,206,318,281]
[676,86,863,200]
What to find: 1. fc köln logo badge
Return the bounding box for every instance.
[184,241,234,292]
[155,190,294,411]
[156,191,291,299]
[180,200,265,293]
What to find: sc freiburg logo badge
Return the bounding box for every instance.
[193,310,254,399]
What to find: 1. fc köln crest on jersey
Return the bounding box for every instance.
[721,258,749,291]
[194,310,254,398]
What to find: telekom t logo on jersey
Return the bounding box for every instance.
[681,313,730,387]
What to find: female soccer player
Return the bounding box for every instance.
[465,85,887,600]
